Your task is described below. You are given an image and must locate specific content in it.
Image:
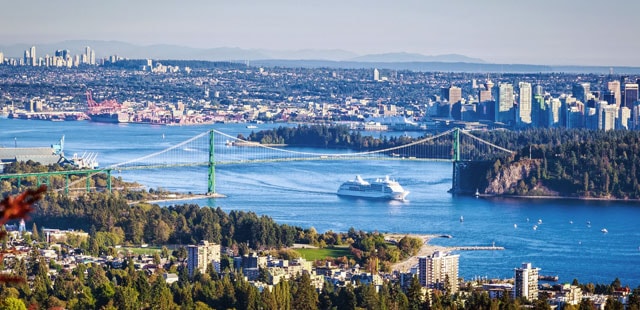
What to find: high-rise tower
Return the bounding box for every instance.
[518,82,532,125]
[418,251,459,294]
[30,46,36,66]
[623,83,639,109]
[514,263,539,301]
[496,83,515,124]
[608,80,621,107]
[187,240,221,277]
[572,82,590,103]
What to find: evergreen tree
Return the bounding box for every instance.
[318,281,335,310]
[261,286,278,310]
[578,298,595,310]
[356,283,380,310]
[406,275,425,310]
[604,296,624,310]
[292,273,318,310]
[150,276,178,310]
[31,222,39,242]
[274,280,291,310]
[335,284,357,310]
[114,286,141,310]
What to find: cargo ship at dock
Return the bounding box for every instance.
[85,90,129,123]
[88,112,130,123]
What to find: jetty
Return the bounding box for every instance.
[452,245,504,251]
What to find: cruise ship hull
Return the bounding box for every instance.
[337,189,409,200]
[337,175,409,201]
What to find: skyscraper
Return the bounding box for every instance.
[24,49,30,66]
[514,263,539,301]
[373,68,380,81]
[533,84,543,96]
[84,46,91,64]
[187,240,221,277]
[441,85,462,119]
[548,98,563,128]
[608,80,621,107]
[623,83,639,109]
[572,82,590,103]
[496,83,515,123]
[30,46,36,66]
[518,82,532,125]
[418,251,459,294]
[441,86,462,105]
[598,102,618,131]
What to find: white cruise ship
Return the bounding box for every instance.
[337,175,409,200]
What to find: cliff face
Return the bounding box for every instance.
[485,159,539,195]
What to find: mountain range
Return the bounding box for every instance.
[0,40,485,63]
[2,40,640,74]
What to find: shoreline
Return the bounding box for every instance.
[385,233,505,272]
[478,193,640,203]
[129,193,225,204]
[385,234,449,272]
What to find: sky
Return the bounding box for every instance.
[1,0,640,66]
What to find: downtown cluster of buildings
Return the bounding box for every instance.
[2,52,640,132]
[0,45,118,67]
[435,77,640,131]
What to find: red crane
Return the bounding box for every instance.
[85,90,122,114]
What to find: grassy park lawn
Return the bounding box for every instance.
[295,246,353,260]
[121,246,162,255]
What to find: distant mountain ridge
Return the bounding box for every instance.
[0,40,483,63]
[2,40,640,73]
[350,52,485,63]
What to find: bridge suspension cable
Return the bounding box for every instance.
[102,127,515,171]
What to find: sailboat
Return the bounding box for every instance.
[460,216,464,223]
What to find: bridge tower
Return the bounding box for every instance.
[451,128,462,194]
[207,130,215,195]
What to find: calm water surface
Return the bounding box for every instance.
[2,119,639,286]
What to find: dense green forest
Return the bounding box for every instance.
[245,125,640,199]
[478,129,640,198]
[242,124,415,149]
[34,192,422,273]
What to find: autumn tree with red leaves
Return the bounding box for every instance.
[0,185,47,283]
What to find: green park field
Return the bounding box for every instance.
[294,246,352,261]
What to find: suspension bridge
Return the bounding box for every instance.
[0,128,514,195]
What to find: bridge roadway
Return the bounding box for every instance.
[1,128,515,195]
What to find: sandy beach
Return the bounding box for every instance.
[129,193,225,205]
[385,234,450,272]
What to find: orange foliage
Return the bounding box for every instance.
[0,185,47,283]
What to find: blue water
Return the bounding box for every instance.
[2,119,640,286]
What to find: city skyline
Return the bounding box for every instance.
[1,0,640,66]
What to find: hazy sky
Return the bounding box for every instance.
[2,0,640,66]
